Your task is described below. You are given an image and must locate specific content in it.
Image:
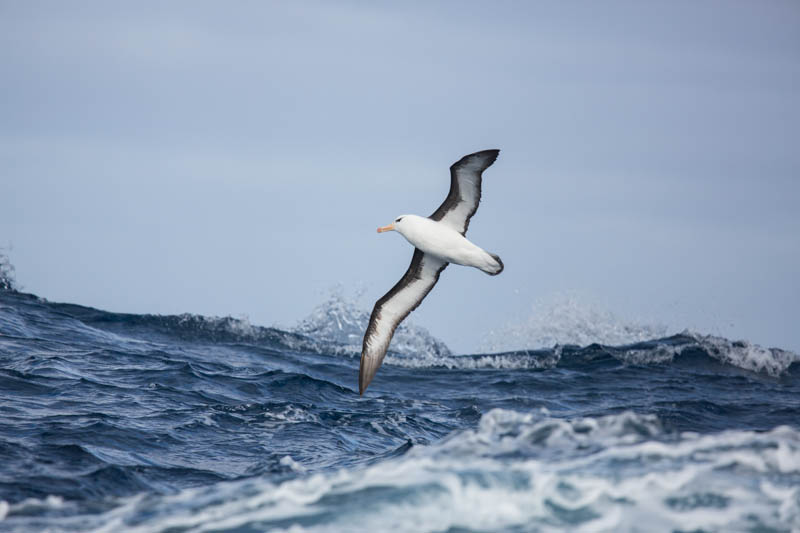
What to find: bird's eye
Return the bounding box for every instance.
[395,217,403,223]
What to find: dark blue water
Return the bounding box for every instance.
[1,274,799,531]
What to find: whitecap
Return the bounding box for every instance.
[687,331,799,377]
[20,410,796,533]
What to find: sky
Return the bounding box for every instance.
[2,1,799,353]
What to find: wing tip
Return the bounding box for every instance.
[452,149,501,171]
[358,355,368,395]
[478,149,500,166]
[359,348,378,395]
[358,360,368,395]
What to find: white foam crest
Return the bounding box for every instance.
[385,348,561,370]
[388,330,800,375]
[433,408,665,459]
[599,334,799,377]
[259,405,320,428]
[278,455,307,474]
[0,495,67,521]
[688,331,799,377]
[18,410,796,533]
[292,288,451,359]
[481,292,668,351]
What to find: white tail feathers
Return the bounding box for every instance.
[482,253,504,276]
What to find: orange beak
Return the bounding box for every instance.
[377,223,395,233]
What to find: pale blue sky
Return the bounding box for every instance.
[2,1,798,352]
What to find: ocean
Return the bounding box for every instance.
[0,266,798,532]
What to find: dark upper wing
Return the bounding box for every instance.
[429,149,500,235]
[359,249,448,394]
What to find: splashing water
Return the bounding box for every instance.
[481,292,669,351]
[292,289,451,359]
[0,251,16,292]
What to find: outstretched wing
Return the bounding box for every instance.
[429,149,500,236]
[359,249,448,394]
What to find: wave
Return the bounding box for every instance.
[686,331,798,376]
[285,290,799,376]
[287,293,799,376]
[40,289,452,362]
[4,409,796,532]
[380,333,799,377]
[2,287,797,379]
[2,251,795,380]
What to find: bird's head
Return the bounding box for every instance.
[377,215,410,234]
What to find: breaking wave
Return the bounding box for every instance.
[8,284,794,379]
[4,410,797,532]
[287,292,799,377]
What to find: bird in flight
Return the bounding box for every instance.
[359,149,503,394]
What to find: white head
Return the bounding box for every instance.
[376,215,413,235]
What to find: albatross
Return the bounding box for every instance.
[359,149,503,394]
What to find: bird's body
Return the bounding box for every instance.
[391,215,503,275]
[359,149,503,394]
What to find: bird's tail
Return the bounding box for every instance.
[482,253,504,276]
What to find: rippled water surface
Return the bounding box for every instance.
[1,283,799,532]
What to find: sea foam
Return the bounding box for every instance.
[7,410,795,533]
